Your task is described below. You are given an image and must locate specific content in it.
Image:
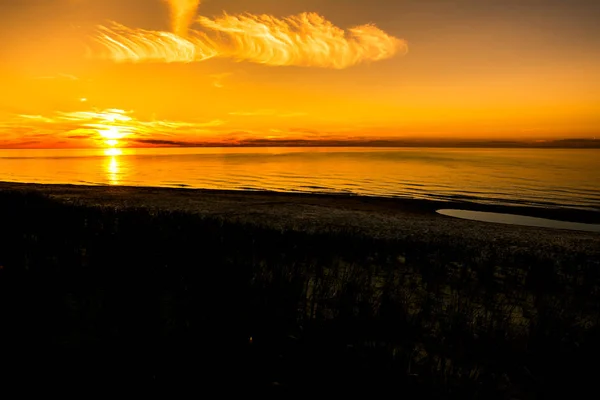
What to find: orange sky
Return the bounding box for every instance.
[0,0,599,148]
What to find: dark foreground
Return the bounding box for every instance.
[1,183,600,396]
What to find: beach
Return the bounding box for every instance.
[2,181,598,254]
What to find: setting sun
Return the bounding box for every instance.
[100,126,124,147]
[97,117,128,147]
[100,126,125,140]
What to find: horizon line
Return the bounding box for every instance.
[1,137,599,150]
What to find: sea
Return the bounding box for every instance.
[1,147,599,212]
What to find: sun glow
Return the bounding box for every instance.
[104,148,122,156]
[100,126,125,147]
[79,110,131,147]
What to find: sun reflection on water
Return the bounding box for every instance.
[104,148,122,185]
[105,148,122,157]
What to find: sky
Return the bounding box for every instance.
[0,0,599,148]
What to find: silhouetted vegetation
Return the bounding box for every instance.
[1,190,599,396]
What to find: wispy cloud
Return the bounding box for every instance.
[90,2,407,69]
[164,0,202,37]
[33,73,79,81]
[0,109,226,148]
[210,72,232,88]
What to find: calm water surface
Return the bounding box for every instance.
[1,147,599,211]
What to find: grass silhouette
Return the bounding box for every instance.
[0,189,599,396]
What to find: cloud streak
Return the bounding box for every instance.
[210,72,232,88]
[90,3,407,69]
[0,109,226,148]
[164,0,202,37]
[93,23,218,63]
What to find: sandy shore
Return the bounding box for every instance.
[1,181,599,256]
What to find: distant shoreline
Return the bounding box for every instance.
[1,180,598,220]
[2,138,600,150]
[128,141,600,149]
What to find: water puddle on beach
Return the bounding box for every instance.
[437,209,600,233]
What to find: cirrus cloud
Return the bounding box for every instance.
[90,2,407,69]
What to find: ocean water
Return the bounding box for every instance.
[1,147,599,211]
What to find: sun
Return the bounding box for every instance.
[100,126,125,148]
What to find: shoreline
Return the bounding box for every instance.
[1,181,598,256]
[2,180,599,220]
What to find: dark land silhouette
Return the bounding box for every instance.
[128,137,600,149]
[1,183,599,397]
